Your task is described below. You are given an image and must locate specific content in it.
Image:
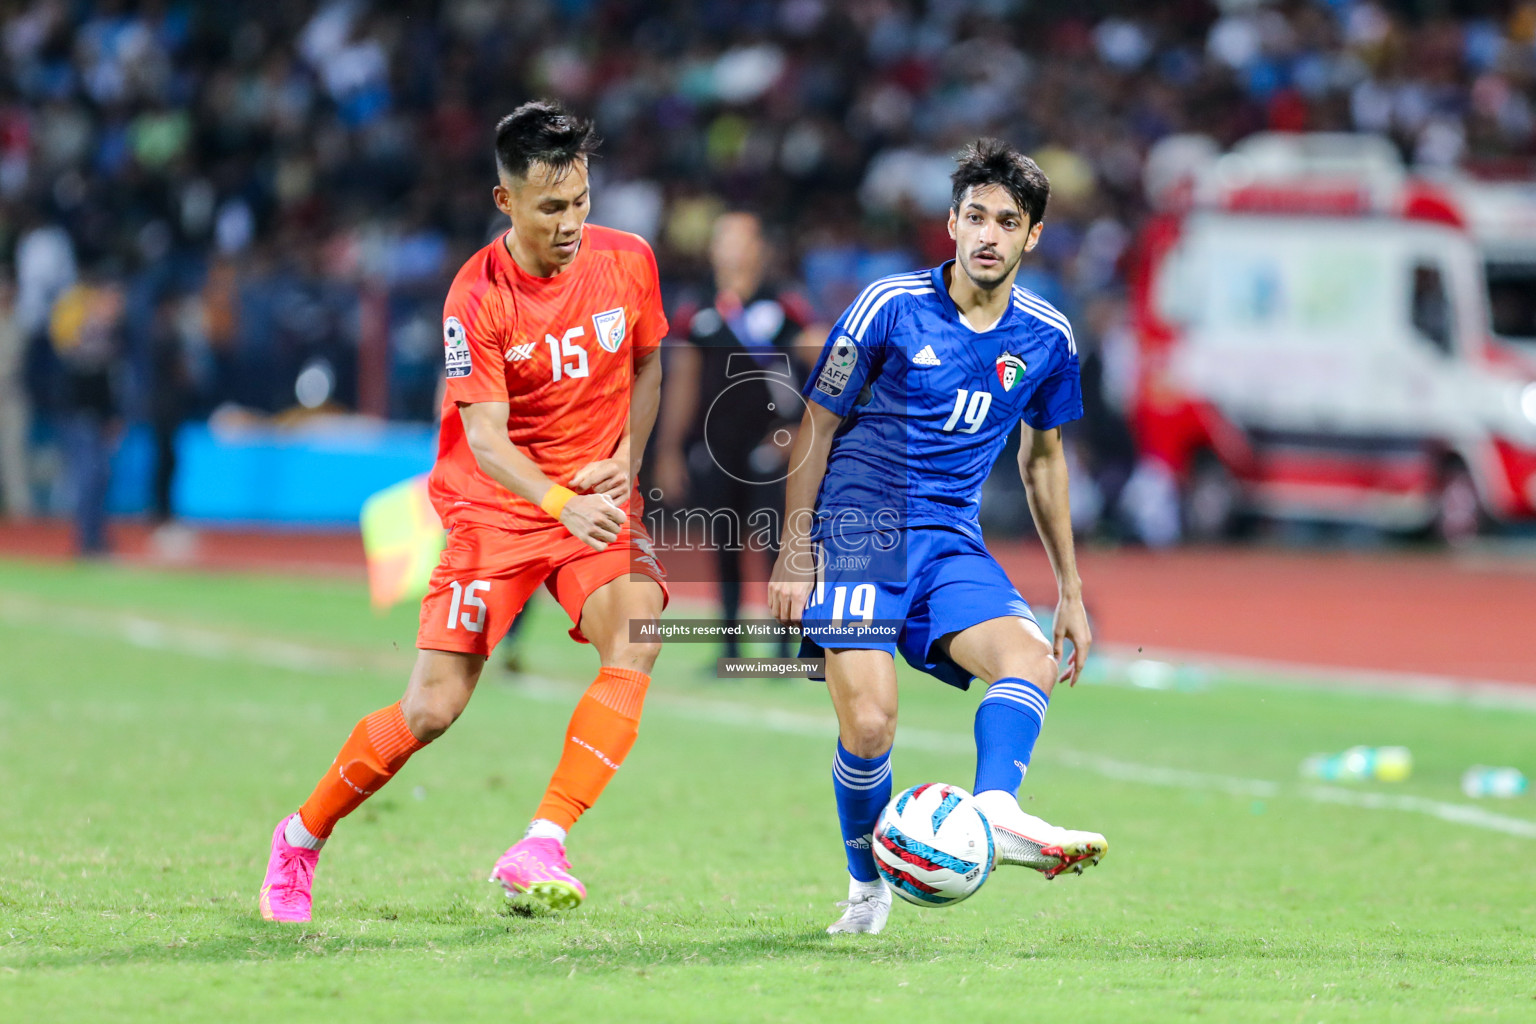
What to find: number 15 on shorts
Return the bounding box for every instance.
[446,579,490,632]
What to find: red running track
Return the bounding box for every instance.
[999,544,1536,687]
[3,521,1533,686]
[0,521,367,577]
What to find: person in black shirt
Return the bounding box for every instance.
[0,276,32,519]
[656,212,824,662]
[146,293,192,527]
[50,275,126,556]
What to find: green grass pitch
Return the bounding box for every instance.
[2,558,1534,1022]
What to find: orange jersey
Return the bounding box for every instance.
[428,223,667,529]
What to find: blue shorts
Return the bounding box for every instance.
[798,525,1037,690]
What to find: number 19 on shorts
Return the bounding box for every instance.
[446,579,490,633]
[829,583,876,628]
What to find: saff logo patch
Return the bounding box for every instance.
[816,335,858,397]
[996,353,1026,392]
[592,307,626,353]
[444,316,472,378]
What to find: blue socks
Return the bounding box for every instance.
[973,677,1049,797]
[831,740,892,882]
[830,679,1045,880]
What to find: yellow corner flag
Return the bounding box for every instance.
[360,475,446,610]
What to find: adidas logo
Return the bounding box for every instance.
[913,345,941,366]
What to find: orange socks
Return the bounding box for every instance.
[534,667,650,830]
[294,671,647,843]
[298,701,427,839]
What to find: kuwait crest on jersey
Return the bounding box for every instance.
[592,307,627,353]
[996,353,1026,392]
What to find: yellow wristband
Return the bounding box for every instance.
[540,485,576,520]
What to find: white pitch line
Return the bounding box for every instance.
[511,678,1318,805]
[0,594,395,675]
[1054,752,1280,798]
[646,685,1533,833]
[1092,642,1536,713]
[4,597,1533,840]
[1303,785,1536,839]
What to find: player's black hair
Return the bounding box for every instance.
[950,138,1050,228]
[494,100,600,182]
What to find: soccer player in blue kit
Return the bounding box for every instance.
[768,139,1107,934]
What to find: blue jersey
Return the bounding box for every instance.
[803,262,1082,539]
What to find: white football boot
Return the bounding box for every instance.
[826,875,891,934]
[974,790,1108,879]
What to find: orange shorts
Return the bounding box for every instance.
[416,513,668,657]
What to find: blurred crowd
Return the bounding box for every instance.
[1,0,1535,543]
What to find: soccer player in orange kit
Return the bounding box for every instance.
[259,101,668,920]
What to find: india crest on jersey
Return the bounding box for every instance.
[592,307,627,353]
[996,353,1026,392]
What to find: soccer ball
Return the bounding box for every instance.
[872,783,994,907]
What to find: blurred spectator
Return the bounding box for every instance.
[0,275,32,518]
[14,212,76,341]
[0,0,1531,539]
[50,273,125,555]
[146,291,191,525]
[194,257,241,409]
[1067,293,1140,541]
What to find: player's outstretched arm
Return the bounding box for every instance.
[460,400,623,550]
[768,401,843,625]
[1020,423,1091,684]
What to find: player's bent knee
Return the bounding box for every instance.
[400,696,462,742]
[841,707,897,758]
[401,653,481,741]
[1002,650,1058,694]
[602,639,661,673]
[978,648,1058,693]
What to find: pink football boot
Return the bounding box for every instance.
[259,814,320,923]
[489,837,586,911]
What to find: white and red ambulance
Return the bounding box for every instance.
[1129,132,1536,542]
